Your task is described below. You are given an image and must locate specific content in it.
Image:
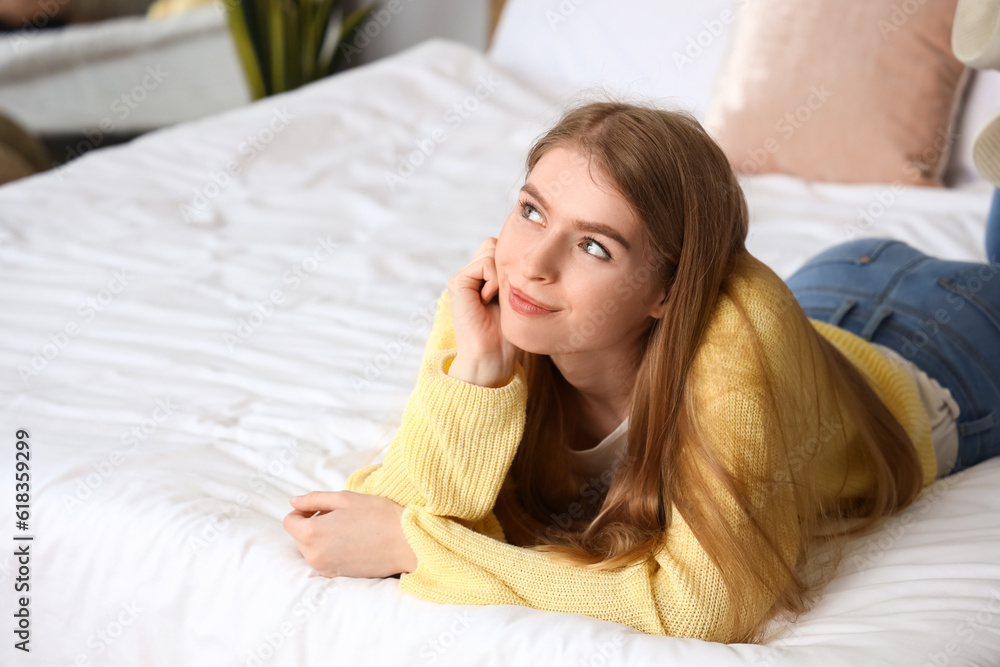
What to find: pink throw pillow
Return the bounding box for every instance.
[704,0,970,187]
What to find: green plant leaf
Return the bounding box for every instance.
[267,0,286,94]
[300,0,316,84]
[310,0,339,68]
[285,0,301,90]
[324,3,374,77]
[250,0,273,94]
[225,0,370,97]
[224,0,267,100]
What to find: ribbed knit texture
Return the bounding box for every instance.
[345,253,936,641]
[974,112,1000,187]
[951,0,1000,68]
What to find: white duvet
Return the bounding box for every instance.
[1,38,999,666]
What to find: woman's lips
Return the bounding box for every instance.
[509,286,557,316]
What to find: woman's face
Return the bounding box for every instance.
[495,145,668,356]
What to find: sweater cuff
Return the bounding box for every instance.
[420,348,526,407]
[345,464,380,493]
[398,504,528,605]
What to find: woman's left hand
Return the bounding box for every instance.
[283,490,418,579]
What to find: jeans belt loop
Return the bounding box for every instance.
[859,305,893,341]
[828,298,857,328]
[958,412,998,437]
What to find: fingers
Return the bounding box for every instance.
[473,237,497,257]
[465,238,497,269]
[481,254,499,303]
[477,238,499,304]
[289,490,348,512]
[448,237,499,297]
[282,507,328,535]
[283,510,308,535]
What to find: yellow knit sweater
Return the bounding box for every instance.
[345,251,937,642]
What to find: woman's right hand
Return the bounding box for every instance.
[446,237,519,388]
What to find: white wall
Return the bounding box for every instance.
[341,0,489,69]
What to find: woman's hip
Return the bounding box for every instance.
[784,238,1000,474]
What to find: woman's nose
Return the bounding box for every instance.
[520,235,562,281]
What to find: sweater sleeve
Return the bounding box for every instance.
[344,288,528,523]
[350,280,801,641]
[391,310,802,641]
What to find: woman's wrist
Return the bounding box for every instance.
[394,505,418,575]
[447,353,512,388]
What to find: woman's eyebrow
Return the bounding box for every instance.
[520,182,632,252]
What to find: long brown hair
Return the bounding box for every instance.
[492,98,925,643]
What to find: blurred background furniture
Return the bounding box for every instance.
[0,110,49,184]
[0,0,491,176]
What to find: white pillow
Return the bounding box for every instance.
[487,0,738,119]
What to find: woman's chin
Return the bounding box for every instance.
[500,322,552,356]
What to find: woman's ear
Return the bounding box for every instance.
[649,287,668,320]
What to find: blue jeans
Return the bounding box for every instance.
[989,187,1000,264]
[784,191,1000,477]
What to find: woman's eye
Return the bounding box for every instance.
[519,200,612,261]
[521,202,542,223]
[582,238,611,260]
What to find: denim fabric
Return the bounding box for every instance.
[987,187,1000,264]
[785,237,1000,477]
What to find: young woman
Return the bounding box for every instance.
[283,100,1000,644]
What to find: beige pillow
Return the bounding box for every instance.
[704,0,970,187]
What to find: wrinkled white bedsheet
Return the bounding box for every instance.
[0,38,998,667]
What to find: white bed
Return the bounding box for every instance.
[1,1,1000,665]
